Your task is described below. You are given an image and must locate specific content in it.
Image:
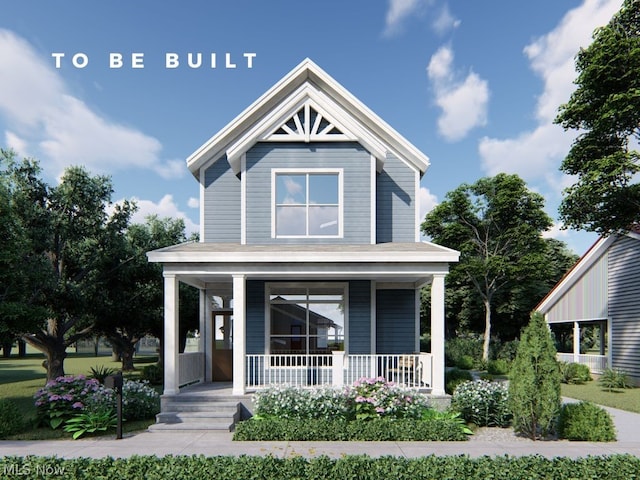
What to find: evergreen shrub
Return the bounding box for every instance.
[2,454,640,479]
[445,368,473,395]
[487,359,510,376]
[509,312,562,440]
[557,402,616,442]
[559,362,592,384]
[0,399,23,438]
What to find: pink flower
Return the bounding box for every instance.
[72,402,84,409]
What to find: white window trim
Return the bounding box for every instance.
[265,282,349,356]
[271,168,344,239]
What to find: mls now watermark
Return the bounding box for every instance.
[3,462,65,477]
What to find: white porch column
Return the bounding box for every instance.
[573,322,581,363]
[430,274,446,395]
[163,273,180,395]
[202,289,214,383]
[232,275,246,395]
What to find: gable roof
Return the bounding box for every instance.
[186,58,430,178]
[536,231,640,314]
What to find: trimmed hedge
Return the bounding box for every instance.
[233,417,469,441]
[1,455,640,480]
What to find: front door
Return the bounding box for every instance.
[212,312,233,381]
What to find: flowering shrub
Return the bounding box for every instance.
[253,378,429,421]
[120,379,160,420]
[451,380,511,427]
[253,385,350,420]
[34,375,160,429]
[347,377,428,420]
[34,375,106,429]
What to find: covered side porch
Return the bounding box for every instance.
[147,242,459,397]
[549,319,611,374]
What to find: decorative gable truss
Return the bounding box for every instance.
[264,101,356,143]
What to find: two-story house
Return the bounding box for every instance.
[147,59,459,409]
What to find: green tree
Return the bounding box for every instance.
[555,0,640,234]
[0,151,51,355]
[19,163,135,380]
[509,312,561,440]
[422,174,553,361]
[94,215,193,371]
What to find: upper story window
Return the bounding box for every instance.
[272,169,343,238]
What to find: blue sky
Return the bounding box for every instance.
[0,0,624,255]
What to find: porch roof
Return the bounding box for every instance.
[147,241,459,288]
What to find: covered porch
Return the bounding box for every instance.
[148,242,459,397]
[549,319,611,374]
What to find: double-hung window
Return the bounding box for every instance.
[273,169,342,237]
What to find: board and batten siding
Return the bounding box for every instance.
[246,280,266,355]
[608,236,640,381]
[545,252,608,323]
[376,289,416,354]
[348,281,372,354]
[202,156,241,243]
[245,142,371,244]
[376,154,416,243]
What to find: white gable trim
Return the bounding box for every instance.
[187,58,429,179]
[225,83,387,175]
[536,235,616,314]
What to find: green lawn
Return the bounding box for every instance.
[0,351,158,439]
[562,381,640,413]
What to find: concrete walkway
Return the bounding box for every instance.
[1,401,638,460]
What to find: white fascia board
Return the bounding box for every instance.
[225,83,389,174]
[306,61,430,173]
[186,59,314,176]
[536,235,615,314]
[160,263,452,278]
[187,58,430,178]
[147,249,459,264]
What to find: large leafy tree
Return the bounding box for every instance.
[94,215,194,371]
[18,162,135,380]
[0,151,51,353]
[555,0,640,234]
[422,173,553,361]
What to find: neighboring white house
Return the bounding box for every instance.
[536,230,640,385]
[147,59,460,401]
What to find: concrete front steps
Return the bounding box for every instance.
[149,384,251,432]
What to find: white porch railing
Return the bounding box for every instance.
[557,353,609,373]
[179,352,204,387]
[245,353,432,390]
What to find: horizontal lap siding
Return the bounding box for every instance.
[608,236,640,381]
[377,154,416,243]
[203,157,241,242]
[376,289,415,354]
[245,142,371,244]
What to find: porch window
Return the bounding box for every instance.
[273,170,342,237]
[268,285,345,354]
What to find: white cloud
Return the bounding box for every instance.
[187,197,200,209]
[432,4,460,36]
[383,0,432,37]
[130,194,199,236]
[543,222,570,239]
[5,131,28,156]
[478,0,621,181]
[427,46,489,142]
[418,186,438,222]
[0,29,183,180]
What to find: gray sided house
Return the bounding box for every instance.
[537,231,640,385]
[147,59,459,414]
